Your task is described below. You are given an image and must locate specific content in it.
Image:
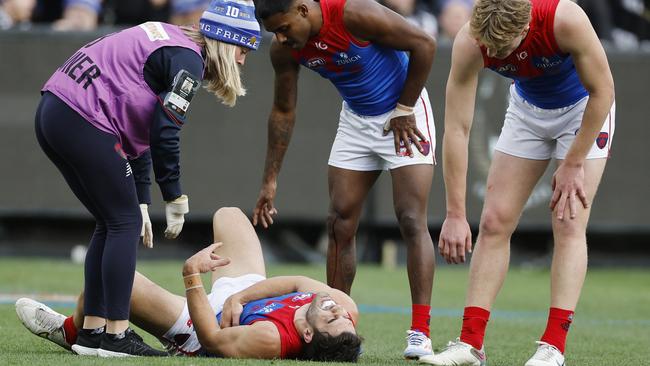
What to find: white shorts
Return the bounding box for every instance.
[162,273,266,355]
[328,88,436,171]
[495,85,615,160]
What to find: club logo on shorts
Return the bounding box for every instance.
[420,140,431,156]
[398,139,430,157]
[596,132,609,149]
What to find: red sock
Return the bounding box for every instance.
[540,307,574,353]
[460,306,490,350]
[63,316,78,345]
[411,304,431,337]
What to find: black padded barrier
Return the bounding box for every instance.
[1,29,649,233]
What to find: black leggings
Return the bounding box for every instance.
[35,92,140,321]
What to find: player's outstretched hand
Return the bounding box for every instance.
[550,162,589,220]
[220,294,245,328]
[253,182,278,228]
[439,216,473,264]
[183,243,231,274]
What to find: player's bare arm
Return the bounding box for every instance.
[182,244,280,358]
[180,243,263,357]
[253,40,300,228]
[220,276,359,328]
[343,0,435,107]
[439,23,483,265]
[344,0,436,156]
[549,0,615,219]
[204,322,281,358]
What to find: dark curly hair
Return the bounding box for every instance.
[300,330,363,362]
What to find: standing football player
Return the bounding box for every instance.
[421,0,615,365]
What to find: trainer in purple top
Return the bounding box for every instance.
[34,0,261,357]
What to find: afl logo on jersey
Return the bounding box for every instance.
[496,64,517,73]
[315,41,328,50]
[307,57,325,68]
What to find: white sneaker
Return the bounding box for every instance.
[419,338,486,366]
[404,330,433,359]
[15,298,71,351]
[525,341,565,366]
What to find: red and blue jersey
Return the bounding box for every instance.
[291,0,409,116]
[481,0,588,109]
[217,292,315,358]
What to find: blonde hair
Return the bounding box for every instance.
[469,0,532,51]
[181,26,246,107]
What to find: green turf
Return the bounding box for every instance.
[1,258,649,365]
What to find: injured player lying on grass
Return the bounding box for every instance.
[15,207,362,361]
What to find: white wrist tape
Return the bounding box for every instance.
[383,103,415,132]
[168,194,189,214]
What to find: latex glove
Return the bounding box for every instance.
[139,204,154,248]
[165,194,189,239]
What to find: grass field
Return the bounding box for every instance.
[1,258,649,365]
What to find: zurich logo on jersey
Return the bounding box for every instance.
[533,55,564,70]
[336,52,362,66]
[258,303,283,314]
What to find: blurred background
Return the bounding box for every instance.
[0,0,649,266]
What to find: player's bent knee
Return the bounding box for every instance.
[396,211,425,239]
[479,209,515,238]
[552,220,587,241]
[327,212,356,243]
[213,207,244,223]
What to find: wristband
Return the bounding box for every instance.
[183,273,202,290]
[395,103,414,113]
[185,284,204,291]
